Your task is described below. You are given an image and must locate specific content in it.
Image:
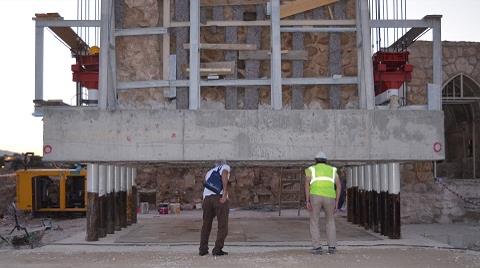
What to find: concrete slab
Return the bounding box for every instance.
[42,108,444,162]
[114,210,379,244]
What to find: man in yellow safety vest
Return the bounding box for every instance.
[305,151,342,255]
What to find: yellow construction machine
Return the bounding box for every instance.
[15,169,87,215]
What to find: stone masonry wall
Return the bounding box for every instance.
[407,41,480,105]
[136,166,304,209]
[115,0,358,109]
[401,162,480,224]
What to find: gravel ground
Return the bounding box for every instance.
[0,246,479,268]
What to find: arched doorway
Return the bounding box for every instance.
[437,74,480,179]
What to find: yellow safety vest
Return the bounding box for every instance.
[305,163,337,198]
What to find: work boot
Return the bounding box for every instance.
[212,249,228,256]
[311,247,323,255]
[327,246,336,254]
[199,250,208,256]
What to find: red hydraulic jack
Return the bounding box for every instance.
[72,54,99,89]
[372,51,413,105]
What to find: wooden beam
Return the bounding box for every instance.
[280,0,338,19]
[239,50,308,60]
[183,43,257,50]
[35,13,89,54]
[201,0,267,6]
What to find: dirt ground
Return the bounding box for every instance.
[0,247,479,268]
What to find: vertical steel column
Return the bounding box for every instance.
[355,0,365,109]
[432,17,442,110]
[358,165,365,226]
[271,0,282,110]
[352,166,359,224]
[108,0,117,109]
[189,0,200,110]
[346,167,353,222]
[86,163,99,241]
[372,164,381,233]
[120,166,127,228]
[359,0,375,109]
[388,162,401,239]
[34,26,44,105]
[98,165,107,237]
[132,168,138,223]
[364,165,372,229]
[175,0,189,109]
[379,163,388,236]
[114,166,121,231]
[106,165,115,234]
[126,167,133,225]
[99,0,111,109]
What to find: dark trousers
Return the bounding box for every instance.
[199,195,229,253]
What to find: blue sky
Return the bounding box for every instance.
[0,0,479,156]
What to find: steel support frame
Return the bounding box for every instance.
[33,19,101,116]
[370,15,443,111]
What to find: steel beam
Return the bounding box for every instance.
[117,76,358,90]
[34,26,44,105]
[35,20,101,27]
[370,19,434,28]
[114,27,167,37]
[283,77,358,85]
[270,0,282,110]
[281,27,356,33]
[189,0,200,110]
[99,0,111,109]
[359,0,374,109]
[432,18,442,94]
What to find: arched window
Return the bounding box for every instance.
[438,74,480,179]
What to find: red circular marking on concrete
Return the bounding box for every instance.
[43,145,53,154]
[171,133,176,138]
[433,142,442,152]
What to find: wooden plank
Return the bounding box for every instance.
[35,13,89,54]
[183,43,257,50]
[201,0,267,6]
[239,50,308,60]
[184,61,236,76]
[280,0,338,18]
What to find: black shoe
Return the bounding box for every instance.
[327,247,336,254]
[212,250,228,256]
[311,247,323,255]
[199,251,208,256]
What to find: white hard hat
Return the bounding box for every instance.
[315,151,327,159]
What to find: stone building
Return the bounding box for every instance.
[32,0,480,237]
